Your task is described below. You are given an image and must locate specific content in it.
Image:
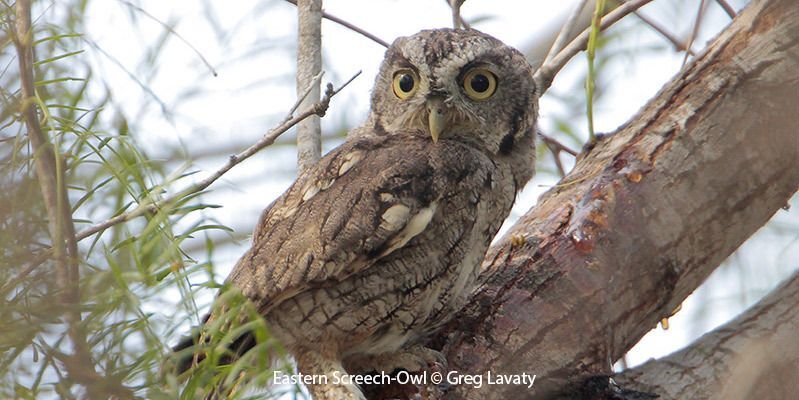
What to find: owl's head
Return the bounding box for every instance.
[367,28,537,155]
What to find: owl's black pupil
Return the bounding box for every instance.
[399,74,414,92]
[470,74,490,93]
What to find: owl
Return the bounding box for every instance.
[172,28,537,399]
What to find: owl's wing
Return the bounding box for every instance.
[227,134,461,311]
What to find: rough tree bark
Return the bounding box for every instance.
[380,0,798,398]
[614,271,799,399]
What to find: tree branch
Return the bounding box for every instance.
[11,0,108,396]
[632,10,695,55]
[295,0,323,174]
[542,0,591,67]
[614,271,799,399]
[534,0,654,95]
[12,0,64,287]
[538,132,578,178]
[715,0,737,18]
[74,72,360,242]
[283,0,389,48]
[446,0,469,29]
[419,0,799,398]
[682,0,708,68]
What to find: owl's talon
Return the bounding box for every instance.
[399,346,447,372]
[410,346,447,371]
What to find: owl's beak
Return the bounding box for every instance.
[426,97,447,143]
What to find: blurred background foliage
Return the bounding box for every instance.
[0,0,796,398]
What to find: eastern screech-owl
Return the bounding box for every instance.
[174,28,538,399]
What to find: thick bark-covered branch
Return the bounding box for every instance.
[614,271,799,399]
[422,0,799,398]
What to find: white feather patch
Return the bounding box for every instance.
[380,204,411,231]
[301,178,335,202]
[402,203,437,241]
[381,201,438,256]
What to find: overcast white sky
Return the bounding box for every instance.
[80,0,797,376]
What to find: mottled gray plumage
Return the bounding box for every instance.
[174,28,537,399]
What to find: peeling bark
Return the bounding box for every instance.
[410,0,799,398]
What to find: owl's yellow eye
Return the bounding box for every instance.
[463,68,497,100]
[392,69,418,99]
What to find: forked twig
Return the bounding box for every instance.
[682,0,708,68]
[534,0,654,95]
[539,131,578,157]
[715,0,736,18]
[445,0,471,29]
[75,71,361,242]
[284,0,389,47]
[543,0,590,67]
[633,10,695,55]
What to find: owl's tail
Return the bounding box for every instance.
[168,313,257,375]
[163,310,262,400]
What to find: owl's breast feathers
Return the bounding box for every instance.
[226,132,524,315]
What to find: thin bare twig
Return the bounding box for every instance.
[292,71,324,116]
[119,0,217,76]
[446,0,470,29]
[75,71,361,242]
[173,131,342,163]
[682,0,708,68]
[284,0,389,48]
[633,10,695,55]
[539,131,579,178]
[534,0,654,95]
[296,0,323,174]
[4,251,51,292]
[551,149,566,177]
[715,0,736,18]
[543,0,590,67]
[538,131,578,156]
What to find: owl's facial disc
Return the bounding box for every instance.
[426,97,447,143]
[371,28,537,154]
